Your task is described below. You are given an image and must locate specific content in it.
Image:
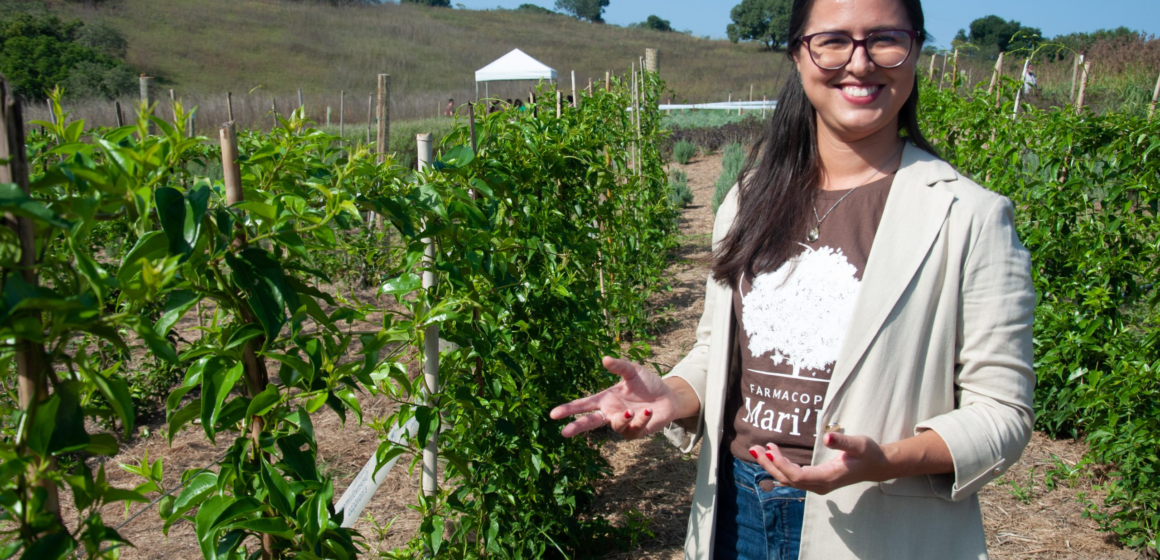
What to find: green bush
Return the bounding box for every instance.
[672,140,696,164]
[712,142,746,214]
[668,168,693,209]
[0,11,135,100]
[922,75,1160,553]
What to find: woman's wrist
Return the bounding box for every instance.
[875,430,954,481]
[663,376,701,424]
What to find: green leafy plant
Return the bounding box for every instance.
[669,168,693,209]
[672,140,697,164]
[712,142,747,214]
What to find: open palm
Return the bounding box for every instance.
[550,357,688,439]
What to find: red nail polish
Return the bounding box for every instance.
[643,409,652,417]
[749,449,759,459]
[766,452,775,461]
[624,410,632,419]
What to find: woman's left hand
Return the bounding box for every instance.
[749,433,893,495]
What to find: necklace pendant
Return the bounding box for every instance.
[807,227,820,243]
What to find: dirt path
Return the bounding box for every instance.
[592,153,1139,560]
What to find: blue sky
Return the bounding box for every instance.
[451,0,1159,49]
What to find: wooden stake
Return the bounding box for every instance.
[951,49,959,90]
[645,48,658,73]
[939,53,948,91]
[606,70,610,91]
[1076,61,1091,114]
[339,90,345,139]
[929,54,937,79]
[115,100,124,127]
[571,70,577,107]
[762,95,767,118]
[465,104,484,394]
[750,83,754,103]
[1,76,61,524]
[1014,58,1031,116]
[219,121,273,560]
[992,52,1006,106]
[227,91,234,122]
[271,97,278,128]
[376,75,390,156]
[298,88,303,110]
[556,90,562,118]
[1070,54,1083,102]
[1149,69,1159,120]
[139,75,153,133]
[45,98,56,126]
[326,106,331,127]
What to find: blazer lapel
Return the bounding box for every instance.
[823,143,957,413]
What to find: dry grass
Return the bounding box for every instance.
[39,0,793,126]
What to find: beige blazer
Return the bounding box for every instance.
[663,143,1036,560]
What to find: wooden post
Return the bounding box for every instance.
[749,83,754,103]
[326,106,332,127]
[271,97,278,128]
[416,133,439,498]
[645,48,658,73]
[220,121,274,560]
[227,92,234,122]
[465,104,484,393]
[1070,54,1083,102]
[992,52,1006,106]
[556,91,562,118]
[1149,69,1159,120]
[928,54,937,79]
[365,94,372,144]
[1014,58,1030,115]
[377,74,390,157]
[939,53,948,91]
[1076,61,1091,114]
[298,88,304,110]
[139,75,153,133]
[1,76,61,524]
[588,77,593,95]
[635,66,642,179]
[115,100,124,127]
[45,98,56,126]
[605,71,610,91]
[188,109,195,137]
[168,88,176,121]
[339,90,345,139]
[951,49,959,90]
[762,95,767,119]
[571,70,577,107]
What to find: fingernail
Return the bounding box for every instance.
[749,449,758,459]
[624,410,632,419]
[643,409,652,417]
[766,452,775,461]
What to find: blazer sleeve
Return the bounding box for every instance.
[662,186,739,453]
[915,195,1037,502]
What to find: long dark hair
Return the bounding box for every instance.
[711,0,939,287]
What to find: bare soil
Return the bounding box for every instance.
[72,152,1137,559]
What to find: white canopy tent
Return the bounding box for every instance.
[475,48,557,101]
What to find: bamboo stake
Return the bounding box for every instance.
[365,94,372,144]
[929,54,937,79]
[220,121,273,560]
[169,89,176,124]
[1014,58,1030,115]
[326,106,331,128]
[271,97,278,128]
[416,133,439,498]
[556,91,562,118]
[227,91,234,122]
[298,88,303,110]
[1149,69,1160,120]
[571,70,577,107]
[992,52,1006,106]
[115,100,124,127]
[606,71,610,91]
[1,75,61,526]
[951,48,959,91]
[339,90,345,139]
[1076,61,1091,114]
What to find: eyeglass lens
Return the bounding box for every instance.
[809,31,912,69]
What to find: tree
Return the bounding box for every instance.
[726,0,791,51]
[961,15,1042,54]
[554,0,609,23]
[0,12,135,100]
[632,15,672,32]
[401,0,451,6]
[516,3,556,15]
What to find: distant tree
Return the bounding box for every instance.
[961,15,1042,54]
[554,0,609,23]
[726,0,791,51]
[401,0,451,6]
[0,12,135,100]
[77,22,128,59]
[631,15,672,32]
[516,3,556,15]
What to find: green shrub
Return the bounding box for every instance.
[668,168,693,209]
[711,142,746,214]
[922,75,1160,552]
[672,140,696,164]
[0,11,135,100]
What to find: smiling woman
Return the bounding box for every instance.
[551,0,1037,558]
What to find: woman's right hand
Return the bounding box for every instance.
[549,357,700,440]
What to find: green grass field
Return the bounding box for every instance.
[46,0,793,123]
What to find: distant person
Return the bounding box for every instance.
[488,100,501,114]
[1023,66,1038,94]
[444,99,455,117]
[513,99,525,112]
[566,95,574,107]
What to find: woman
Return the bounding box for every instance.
[550,0,1036,558]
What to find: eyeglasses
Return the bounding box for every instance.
[798,29,920,71]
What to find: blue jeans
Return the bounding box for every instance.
[714,455,806,560]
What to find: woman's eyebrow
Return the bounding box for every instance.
[809,25,909,34]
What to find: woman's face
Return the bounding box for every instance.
[793,0,919,143]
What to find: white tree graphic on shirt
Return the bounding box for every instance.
[741,244,861,377]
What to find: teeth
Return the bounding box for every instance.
[842,86,879,98]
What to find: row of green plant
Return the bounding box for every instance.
[0,66,676,559]
[921,74,1160,553]
[711,142,747,214]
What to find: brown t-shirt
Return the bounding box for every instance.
[724,175,893,466]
